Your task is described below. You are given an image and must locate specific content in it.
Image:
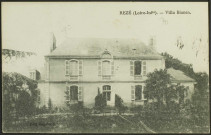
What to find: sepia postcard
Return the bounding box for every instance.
[2,2,209,133]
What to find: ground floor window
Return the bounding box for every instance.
[70,86,78,100]
[135,85,142,100]
[103,85,111,101]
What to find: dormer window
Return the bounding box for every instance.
[101,49,112,59]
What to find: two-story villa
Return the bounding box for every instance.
[37,37,195,108]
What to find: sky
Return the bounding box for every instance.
[2,2,209,77]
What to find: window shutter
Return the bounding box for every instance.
[79,60,83,76]
[142,61,146,76]
[130,61,134,76]
[131,85,135,101]
[69,61,73,76]
[143,86,145,99]
[66,86,70,101]
[78,86,83,101]
[65,60,70,75]
[98,61,102,76]
[140,85,143,100]
[111,61,114,75]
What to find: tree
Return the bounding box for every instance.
[69,101,84,115]
[144,69,188,113]
[144,69,171,111]
[2,49,36,60]
[48,98,53,113]
[2,72,38,130]
[161,52,209,131]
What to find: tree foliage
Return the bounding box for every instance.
[115,94,127,114]
[161,52,208,91]
[2,49,36,60]
[161,52,209,128]
[2,72,38,129]
[64,89,85,114]
[69,101,85,115]
[48,98,53,112]
[145,69,171,102]
[95,93,107,112]
[144,69,188,112]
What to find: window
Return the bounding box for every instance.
[66,60,83,76]
[135,85,142,100]
[98,60,114,77]
[130,61,147,76]
[102,60,111,76]
[70,86,78,100]
[184,86,189,97]
[70,60,78,76]
[30,72,36,80]
[66,85,83,101]
[134,61,142,75]
[103,85,111,101]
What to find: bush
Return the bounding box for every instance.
[69,101,84,115]
[130,105,144,114]
[95,93,107,113]
[115,94,127,114]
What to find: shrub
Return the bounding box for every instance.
[115,94,127,114]
[95,93,107,113]
[69,101,84,115]
[130,105,143,114]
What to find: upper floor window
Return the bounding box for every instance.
[130,61,146,76]
[65,60,83,76]
[103,85,111,101]
[98,60,114,77]
[134,61,142,75]
[102,60,111,76]
[70,60,78,76]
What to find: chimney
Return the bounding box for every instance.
[149,36,156,51]
[50,32,56,52]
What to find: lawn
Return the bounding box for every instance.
[4,114,149,133]
[4,112,209,133]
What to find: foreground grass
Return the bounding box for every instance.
[3,113,209,133]
[4,114,147,133]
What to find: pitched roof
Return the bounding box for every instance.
[46,38,163,59]
[167,68,195,83]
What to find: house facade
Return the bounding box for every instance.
[36,37,196,108]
